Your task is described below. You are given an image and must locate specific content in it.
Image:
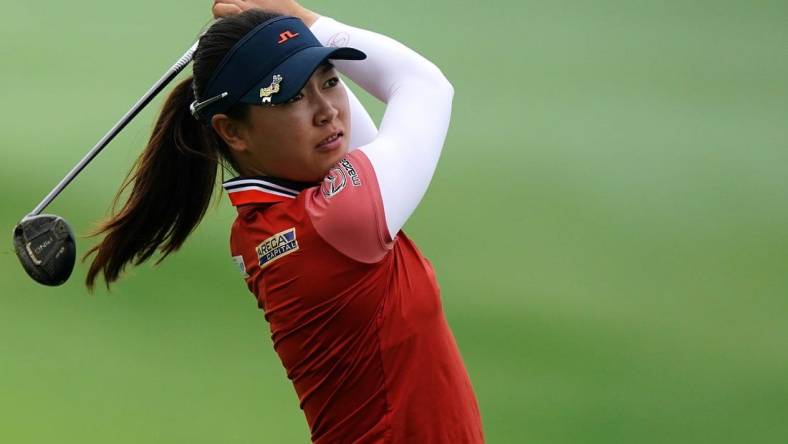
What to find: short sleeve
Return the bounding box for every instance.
[305,150,394,263]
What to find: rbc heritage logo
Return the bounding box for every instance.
[256,228,299,268]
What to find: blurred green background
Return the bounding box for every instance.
[2,0,787,442]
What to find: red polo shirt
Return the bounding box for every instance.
[226,151,484,443]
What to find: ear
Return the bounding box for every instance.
[211,114,249,153]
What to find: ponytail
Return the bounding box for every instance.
[84,76,224,290]
[84,9,282,290]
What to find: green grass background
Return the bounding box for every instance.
[2,0,787,442]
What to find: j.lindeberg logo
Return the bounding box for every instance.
[278,30,300,44]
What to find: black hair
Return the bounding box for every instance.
[84,9,283,289]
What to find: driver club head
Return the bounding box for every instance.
[12,214,76,286]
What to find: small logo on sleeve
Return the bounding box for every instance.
[322,166,347,198]
[256,228,299,268]
[340,159,362,187]
[321,158,362,199]
[232,255,249,278]
[327,32,350,48]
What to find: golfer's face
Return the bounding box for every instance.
[242,64,351,182]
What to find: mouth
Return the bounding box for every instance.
[316,130,344,150]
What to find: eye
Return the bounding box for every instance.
[283,77,339,105]
[324,77,340,88]
[285,93,304,104]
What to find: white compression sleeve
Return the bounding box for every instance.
[310,16,455,239]
[340,78,378,151]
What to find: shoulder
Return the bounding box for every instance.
[304,151,393,263]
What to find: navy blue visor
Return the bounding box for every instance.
[190,15,366,123]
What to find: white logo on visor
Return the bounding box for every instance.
[260,74,283,104]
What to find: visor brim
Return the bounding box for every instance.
[239,46,366,106]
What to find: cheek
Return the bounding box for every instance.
[251,112,307,148]
[336,88,351,123]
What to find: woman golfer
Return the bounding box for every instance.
[86,0,483,442]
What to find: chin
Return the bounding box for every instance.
[326,144,349,163]
[308,143,349,180]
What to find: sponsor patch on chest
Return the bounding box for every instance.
[256,227,299,268]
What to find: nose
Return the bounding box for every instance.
[313,91,339,126]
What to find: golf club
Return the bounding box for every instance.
[12,41,199,286]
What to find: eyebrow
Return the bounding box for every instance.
[319,61,336,73]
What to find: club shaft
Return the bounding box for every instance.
[28,42,199,217]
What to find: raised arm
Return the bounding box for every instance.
[213,1,454,241]
[337,78,378,150]
[309,16,454,239]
